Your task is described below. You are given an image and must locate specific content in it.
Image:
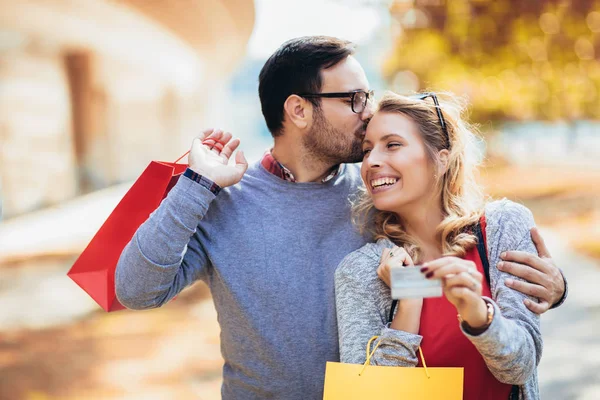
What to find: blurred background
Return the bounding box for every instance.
[0,0,599,399]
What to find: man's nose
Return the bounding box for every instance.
[361,102,374,121]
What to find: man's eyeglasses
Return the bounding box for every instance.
[411,92,449,147]
[298,90,374,114]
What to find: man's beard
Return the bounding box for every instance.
[303,109,366,165]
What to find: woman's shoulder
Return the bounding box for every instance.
[485,199,535,232]
[335,238,394,279]
[484,199,536,253]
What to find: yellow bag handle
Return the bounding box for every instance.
[359,336,430,379]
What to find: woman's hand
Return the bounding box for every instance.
[422,257,489,329]
[378,246,414,287]
[379,247,422,333]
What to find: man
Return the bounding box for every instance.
[116,36,566,399]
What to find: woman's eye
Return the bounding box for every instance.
[387,142,402,149]
[362,149,371,156]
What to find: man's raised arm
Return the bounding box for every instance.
[115,129,248,309]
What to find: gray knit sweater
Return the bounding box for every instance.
[335,200,542,400]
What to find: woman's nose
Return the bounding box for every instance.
[366,151,382,168]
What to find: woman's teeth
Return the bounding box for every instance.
[371,177,398,188]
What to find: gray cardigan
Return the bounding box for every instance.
[335,200,542,400]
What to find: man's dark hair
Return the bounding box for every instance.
[258,36,356,137]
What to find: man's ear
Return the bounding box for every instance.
[437,149,450,175]
[283,95,312,130]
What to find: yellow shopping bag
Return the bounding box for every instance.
[323,336,463,400]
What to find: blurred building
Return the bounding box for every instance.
[0,0,255,218]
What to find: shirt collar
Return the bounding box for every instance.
[260,149,340,183]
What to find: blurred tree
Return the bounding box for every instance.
[385,0,600,121]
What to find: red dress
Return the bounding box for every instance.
[416,219,513,400]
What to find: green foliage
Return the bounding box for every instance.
[386,0,600,121]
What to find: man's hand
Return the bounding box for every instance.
[189,128,248,188]
[498,227,566,314]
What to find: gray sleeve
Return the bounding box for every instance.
[461,201,542,385]
[115,175,216,310]
[335,248,422,367]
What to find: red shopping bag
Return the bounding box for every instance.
[67,153,189,311]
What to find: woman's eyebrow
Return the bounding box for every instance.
[362,133,404,145]
[380,133,404,141]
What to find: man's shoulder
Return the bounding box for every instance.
[333,163,363,192]
[216,161,264,194]
[341,163,362,179]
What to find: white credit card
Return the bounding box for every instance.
[390,266,442,299]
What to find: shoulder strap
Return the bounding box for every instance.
[389,300,398,324]
[475,219,491,287]
[476,218,521,400]
[509,385,520,400]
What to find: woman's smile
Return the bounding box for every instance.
[369,175,401,194]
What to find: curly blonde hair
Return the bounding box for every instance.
[352,92,486,263]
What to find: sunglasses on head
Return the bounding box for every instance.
[410,92,450,148]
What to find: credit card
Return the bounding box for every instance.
[390,266,442,299]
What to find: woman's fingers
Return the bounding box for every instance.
[387,246,413,266]
[377,263,391,287]
[421,256,459,270]
[392,246,414,266]
[380,248,391,264]
[443,271,483,295]
[424,259,477,280]
[377,255,393,287]
[378,246,412,287]
[447,286,480,302]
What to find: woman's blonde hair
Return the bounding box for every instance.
[353,91,486,263]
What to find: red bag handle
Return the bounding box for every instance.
[174,151,190,164]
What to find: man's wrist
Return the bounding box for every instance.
[550,268,568,309]
[183,168,222,196]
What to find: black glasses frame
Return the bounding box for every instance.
[411,92,449,147]
[297,90,374,114]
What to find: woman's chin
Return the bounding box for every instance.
[372,199,402,213]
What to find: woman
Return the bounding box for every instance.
[335,92,541,399]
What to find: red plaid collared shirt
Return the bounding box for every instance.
[260,150,340,183]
